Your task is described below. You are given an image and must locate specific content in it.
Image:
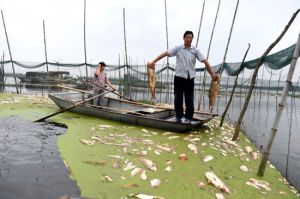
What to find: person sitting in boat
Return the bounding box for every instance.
[150,30,218,124]
[93,62,115,106]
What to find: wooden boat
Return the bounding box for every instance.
[18,71,77,84]
[49,92,217,132]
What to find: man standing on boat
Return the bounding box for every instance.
[93,62,115,106]
[150,31,218,124]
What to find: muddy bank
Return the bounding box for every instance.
[0,116,80,199]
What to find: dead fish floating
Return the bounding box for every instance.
[165,160,172,164]
[90,136,102,141]
[202,155,214,163]
[195,179,207,188]
[155,145,176,154]
[151,179,162,190]
[123,162,137,171]
[142,129,150,134]
[63,159,71,174]
[165,166,172,172]
[240,165,249,172]
[208,74,220,113]
[147,61,157,101]
[246,178,271,191]
[101,175,113,182]
[107,155,124,159]
[244,146,253,154]
[187,144,198,154]
[131,168,142,177]
[189,138,201,142]
[178,153,188,162]
[162,132,177,136]
[80,139,94,145]
[184,134,194,141]
[140,170,147,180]
[97,124,114,128]
[123,183,139,188]
[83,160,107,166]
[140,158,157,172]
[251,152,258,160]
[168,136,180,140]
[128,193,165,199]
[205,171,231,194]
[216,193,226,199]
[222,138,241,149]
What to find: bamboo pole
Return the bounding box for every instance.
[196,0,206,48]
[221,0,240,104]
[164,0,170,104]
[1,10,19,94]
[143,60,146,100]
[259,65,265,101]
[276,69,283,96]
[285,96,293,179]
[240,68,245,96]
[267,68,272,97]
[123,8,132,99]
[123,55,126,93]
[83,0,89,90]
[86,79,132,101]
[232,9,299,141]
[118,54,122,97]
[198,0,222,110]
[195,0,205,102]
[258,31,300,176]
[160,62,163,103]
[220,44,250,127]
[135,58,139,100]
[225,75,230,103]
[57,84,92,94]
[1,53,4,89]
[43,20,50,93]
[295,75,300,96]
[265,69,272,125]
[220,0,240,76]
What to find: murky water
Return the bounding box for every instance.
[3,83,300,192]
[214,91,300,191]
[0,116,81,199]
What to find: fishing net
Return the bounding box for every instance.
[1,44,297,77]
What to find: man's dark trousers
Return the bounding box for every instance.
[174,75,194,121]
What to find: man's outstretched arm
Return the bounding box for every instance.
[150,51,169,69]
[202,59,218,81]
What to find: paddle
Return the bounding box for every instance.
[34,90,111,122]
[57,84,93,95]
[85,79,134,102]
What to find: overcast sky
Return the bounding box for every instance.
[0,0,299,72]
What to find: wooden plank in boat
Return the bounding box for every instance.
[193,115,207,121]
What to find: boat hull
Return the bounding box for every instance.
[49,93,214,132]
